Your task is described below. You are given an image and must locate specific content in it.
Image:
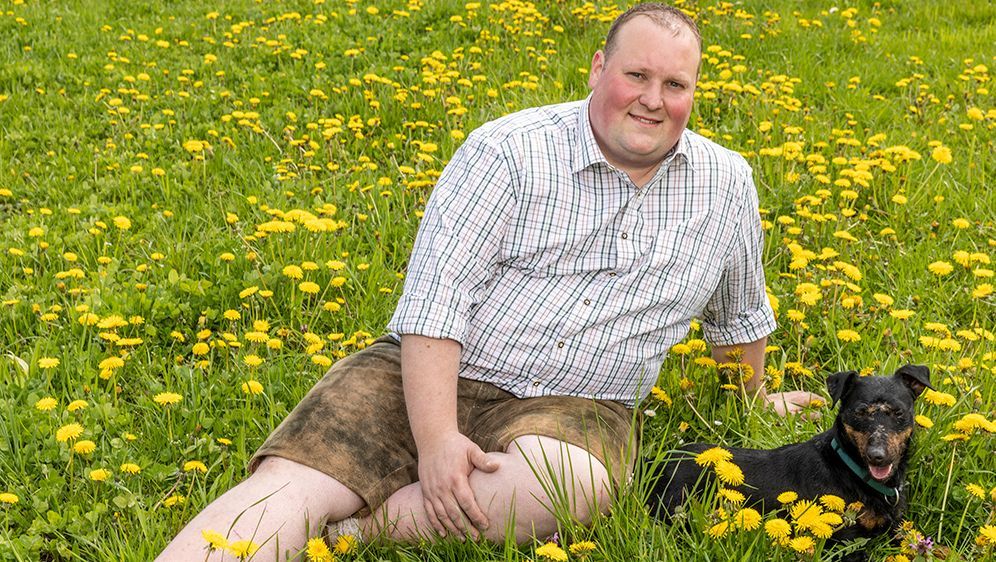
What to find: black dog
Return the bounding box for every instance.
[646,365,932,556]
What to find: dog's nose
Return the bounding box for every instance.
[867,445,887,465]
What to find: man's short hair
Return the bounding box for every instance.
[603,3,701,57]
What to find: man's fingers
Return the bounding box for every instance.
[454,483,490,530]
[471,449,499,473]
[424,498,447,536]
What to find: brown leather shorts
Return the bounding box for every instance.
[250,338,637,514]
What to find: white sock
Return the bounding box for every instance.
[328,516,363,544]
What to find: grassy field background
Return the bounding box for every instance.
[0,0,993,560]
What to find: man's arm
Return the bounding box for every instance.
[711,336,823,416]
[400,334,498,537]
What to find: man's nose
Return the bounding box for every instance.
[640,85,664,111]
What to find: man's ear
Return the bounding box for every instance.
[588,50,605,89]
[894,364,933,398]
[826,370,858,408]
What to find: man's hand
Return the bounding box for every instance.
[417,431,499,538]
[762,390,825,418]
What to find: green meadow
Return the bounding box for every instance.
[0,0,993,560]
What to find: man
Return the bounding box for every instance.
[157,4,820,560]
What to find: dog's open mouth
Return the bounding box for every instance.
[868,463,893,481]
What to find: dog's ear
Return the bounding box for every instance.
[826,370,858,408]
[894,364,933,398]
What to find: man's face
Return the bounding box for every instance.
[587,16,700,177]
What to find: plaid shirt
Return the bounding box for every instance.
[388,97,776,407]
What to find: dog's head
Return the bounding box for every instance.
[826,365,932,483]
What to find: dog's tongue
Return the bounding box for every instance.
[869,464,893,481]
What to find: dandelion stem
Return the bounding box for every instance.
[936,442,957,540]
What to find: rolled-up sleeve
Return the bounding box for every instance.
[700,166,777,346]
[387,133,517,343]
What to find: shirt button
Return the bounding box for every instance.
[608,272,617,277]
[532,380,541,387]
[557,341,565,348]
[621,232,628,239]
[583,299,591,305]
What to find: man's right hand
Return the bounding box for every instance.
[417,431,499,538]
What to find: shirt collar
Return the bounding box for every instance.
[573,94,695,177]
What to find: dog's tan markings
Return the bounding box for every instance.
[844,424,870,453]
[857,508,887,530]
[885,426,913,457]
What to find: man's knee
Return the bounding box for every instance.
[506,435,612,516]
[249,456,365,518]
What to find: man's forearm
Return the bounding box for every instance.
[711,336,768,395]
[400,334,462,448]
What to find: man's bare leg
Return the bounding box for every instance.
[155,457,364,561]
[359,435,613,544]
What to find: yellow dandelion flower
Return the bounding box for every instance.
[836,329,861,342]
[978,525,996,545]
[334,533,357,555]
[0,492,19,504]
[73,440,96,454]
[714,460,745,486]
[223,309,241,321]
[915,415,934,428]
[226,539,259,558]
[650,386,672,406]
[98,356,125,370]
[243,354,264,367]
[972,284,994,299]
[312,354,332,367]
[89,468,110,482]
[922,389,956,407]
[569,541,597,555]
[35,397,58,411]
[120,463,141,474]
[153,392,182,406]
[202,529,228,551]
[56,423,84,442]
[965,484,986,500]
[718,488,746,504]
[789,536,815,553]
[695,447,733,467]
[890,309,915,320]
[708,520,730,538]
[777,491,798,504]
[765,518,792,540]
[37,357,60,369]
[282,265,303,279]
[953,413,994,433]
[112,216,132,230]
[305,537,333,562]
[192,342,210,356]
[733,508,762,530]
[928,261,954,276]
[299,281,320,294]
[164,494,186,507]
[535,542,567,561]
[183,460,208,473]
[242,380,264,395]
[67,399,88,412]
[819,495,846,512]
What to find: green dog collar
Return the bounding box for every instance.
[830,437,901,499]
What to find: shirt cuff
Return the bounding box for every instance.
[701,305,777,346]
[387,296,468,344]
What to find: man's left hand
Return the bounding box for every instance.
[762,390,825,418]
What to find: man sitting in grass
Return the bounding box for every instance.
[157,3,821,559]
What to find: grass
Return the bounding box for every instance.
[0,0,994,560]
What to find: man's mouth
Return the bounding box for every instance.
[868,463,893,481]
[630,114,662,125]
